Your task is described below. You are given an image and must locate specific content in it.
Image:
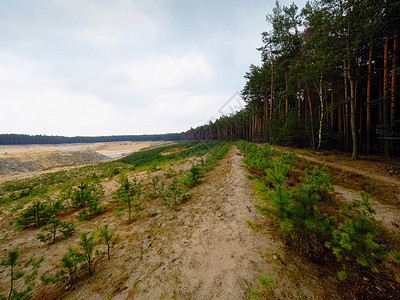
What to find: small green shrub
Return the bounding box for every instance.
[58,247,86,286]
[0,249,44,300]
[253,149,336,259]
[79,232,97,275]
[37,217,76,245]
[301,166,333,196]
[146,176,165,199]
[183,164,204,188]
[16,200,53,229]
[163,177,183,206]
[250,275,276,299]
[245,219,259,230]
[162,177,193,207]
[326,193,386,278]
[279,151,297,166]
[115,175,143,222]
[266,161,289,187]
[97,224,118,260]
[71,180,105,220]
[237,142,273,173]
[285,186,336,257]
[71,181,104,209]
[164,167,177,178]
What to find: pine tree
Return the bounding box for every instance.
[37,217,76,245]
[16,200,52,229]
[97,225,118,260]
[59,247,85,286]
[79,232,96,275]
[1,249,43,300]
[115,175,142,222]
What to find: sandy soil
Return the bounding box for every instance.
[334,186,400,233]
[1,145,399,299]
[294,152,400,187]
[60,147,339,299]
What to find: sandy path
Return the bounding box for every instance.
[64,146,339,299]
[270,146,400,250]
[334,185,400,233]
[293,152,400,187]
[288,151,400,233]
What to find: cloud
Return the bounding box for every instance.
[0,52,227,136]
[120,91,239,134]
[110,51,213,93]
[0,0,307,136]
[0,0,165,48]
[0,53,117,136]
[56,0,164,46]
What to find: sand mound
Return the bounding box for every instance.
[0,150,108,175]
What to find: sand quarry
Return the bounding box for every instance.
[0,141,165,180]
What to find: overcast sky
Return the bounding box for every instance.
[0,0,306,137]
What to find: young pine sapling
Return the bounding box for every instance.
[59,247,86,287]
[1,249,44,300]
[79,232,96,275]
[37,217,76,245]
[97,224,118,260]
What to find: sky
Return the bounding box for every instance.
[0,0,306,137]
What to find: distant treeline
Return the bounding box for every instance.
[0,133,184,145]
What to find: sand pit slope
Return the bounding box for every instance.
[0,150,108,175]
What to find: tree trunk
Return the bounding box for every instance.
[338,89,343,135]
[355,65,362,153]
[379,77,383,125]
[383,35,390,156]
[344,60,350,152]
[358,80,363,152]
[317,78,324,149]
[298,84,302,120]
[306,85,315,149]
[349,77,358,160]
[367,36,373,154]
[330,81,334,131]
[270,46,274,121]
[285,77,289,118]
[8,265,14,300]
[345,8,358,160]
[324,82,328,132]
[391,33,398,124]
[264,96,269,141]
